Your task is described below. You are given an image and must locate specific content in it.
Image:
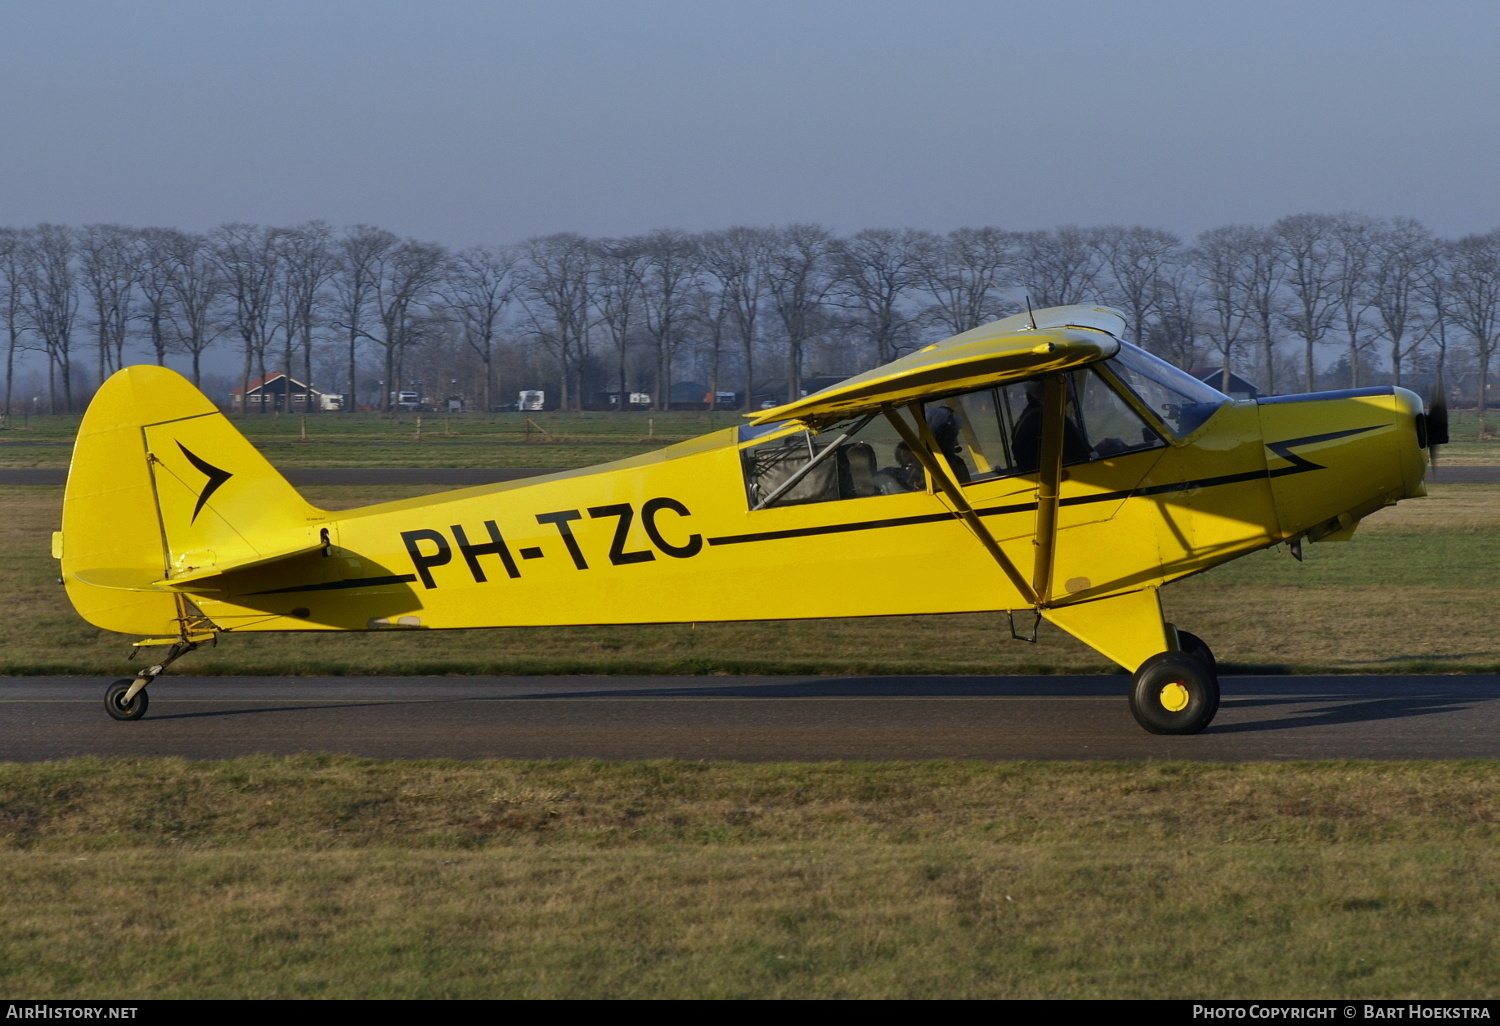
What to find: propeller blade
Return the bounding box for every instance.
[1424,383,1448,476]
[1427,394,1449,446]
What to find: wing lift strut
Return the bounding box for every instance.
[881,372,1069,641]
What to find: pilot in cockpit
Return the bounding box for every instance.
[1011,379,1093,473]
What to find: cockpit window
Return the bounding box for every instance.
[1108,341,1229,437]
[741,364,1173,510]
[997,370,1165,474]
[742,413,922,509]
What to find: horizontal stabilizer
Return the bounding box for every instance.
[153,540,328,589]
[72,568,180,593]
[70,539,327,594]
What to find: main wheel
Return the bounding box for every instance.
[1177,630,1218,679]
[1129,652,1219,735]
[104,679,149,721]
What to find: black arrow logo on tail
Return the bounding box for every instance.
[177,442,232,523]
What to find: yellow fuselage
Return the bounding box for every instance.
[181,390,1426,650]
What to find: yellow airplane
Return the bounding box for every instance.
[55,304,1443,734]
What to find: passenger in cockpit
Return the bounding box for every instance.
[875,440,925,493]
[925,404,971,483]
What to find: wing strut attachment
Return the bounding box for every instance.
[1031,372,1067,605]
[883,404,1039,607]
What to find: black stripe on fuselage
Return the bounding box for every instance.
[249,573,418,595]
[706,425,1383,548]
[243,426,1387,584]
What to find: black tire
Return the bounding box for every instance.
[1129,652,1219,735]
[104,679,149,721]
[1177,630,1218,679]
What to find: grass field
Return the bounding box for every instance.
[2,483,1496,676]
[1,406,1497,467]
[2,757,1499,999]
[5,413,1498,1000]
[0,410,729,469]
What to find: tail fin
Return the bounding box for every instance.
[60,366,323,636]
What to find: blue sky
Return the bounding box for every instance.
[2,0,1497,244]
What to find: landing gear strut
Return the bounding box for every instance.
[1176,629,1218,679]
[103,637,201,721]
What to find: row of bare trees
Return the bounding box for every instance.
[1,214,1497,416]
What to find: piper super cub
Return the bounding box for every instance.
[55,304,1443,734]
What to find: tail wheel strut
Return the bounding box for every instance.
[102,637,201,722]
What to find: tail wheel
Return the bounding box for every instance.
[104,680,149,721]
[1130,652,1219,735]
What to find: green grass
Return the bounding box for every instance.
[0,410,736,468]
[5,483,1497,675]
[3,756,1500,998]
[2,407,1498,467]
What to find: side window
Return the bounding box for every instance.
[935,370,1164,480]
[743,370,1168,508]
[1107,342,1229,437]
[1072,369,1166,458]
[923,391,1009,483]
[996,380,1089,474]
[742,414,923,509]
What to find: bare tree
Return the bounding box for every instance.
[831,227,926,364]
[1416,241,1456,394]
[1366,217,1436,388]
[1234,227,1284,392]
[0,228,29,419]
[913,227,1013,335]
[765,224,835,405]
[1329,212,1379,386]
[162,231,223,387]
[369,239,448,411]
[1148,260,1202,370]
[1194,225,1257,392]
[639,229,699,410]
[333,225,397,410]
[517,233,593,411]
[212,223,281,415]
[1016,225,1103,308]
[275,221,339,407]
[18,225,80,412]
[1275,213,1341,392]
[699,226,771,410]
[1448,228,1500,431]
[76,224,141,386]
[686,270,735,410]
[1096,225,1183,352]
[136,228,178,367]
[445,244,517,412]
[591,236,648,411]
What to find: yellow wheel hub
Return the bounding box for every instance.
[1159,681,1191,713]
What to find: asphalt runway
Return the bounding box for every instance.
[4,674,1497,762]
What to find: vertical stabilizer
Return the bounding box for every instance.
[60,366,322,635]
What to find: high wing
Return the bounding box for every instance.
[749,306,1124,428]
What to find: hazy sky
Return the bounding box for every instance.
[3,0,1498,246]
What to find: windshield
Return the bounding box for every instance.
[1108,341,1229,437]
